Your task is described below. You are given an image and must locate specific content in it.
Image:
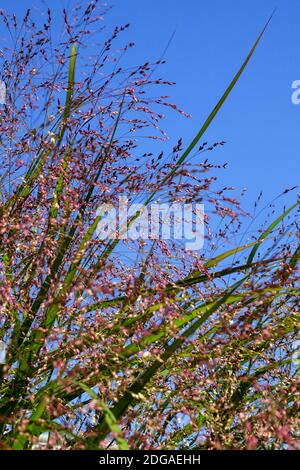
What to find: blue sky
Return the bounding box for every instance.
[111,0,299,212]
[1,0,299,216]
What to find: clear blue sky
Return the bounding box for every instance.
[2,0,300,214]
[112,0,300,213]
